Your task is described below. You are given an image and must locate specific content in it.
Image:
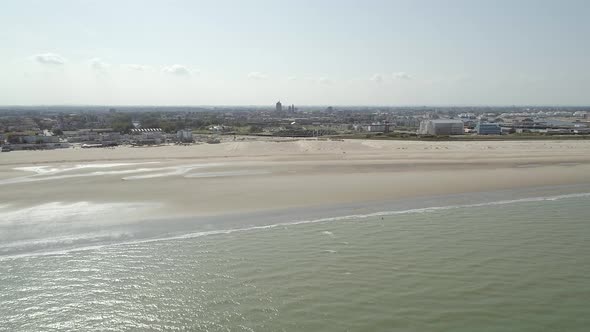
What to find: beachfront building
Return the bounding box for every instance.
[12,135,59,144]
[418,119,464,135]
[176,129,194,143]
[130,128,163,145]
[475,122,502,135]
[0,133,69,150]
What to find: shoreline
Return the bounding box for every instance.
[2,183,590,259]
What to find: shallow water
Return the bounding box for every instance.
[1,191,590,331]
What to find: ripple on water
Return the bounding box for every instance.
[1,196,590,331]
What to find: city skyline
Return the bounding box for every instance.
[1,0,589,106]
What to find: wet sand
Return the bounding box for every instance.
[1,139,590,221]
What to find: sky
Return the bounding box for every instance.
[0,0,589,106]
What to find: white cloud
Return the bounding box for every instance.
[124,64,151,71]
[248,71,268,80]
[393,72,411,80]
[370,73,384,83]
[32,53,66,65]
[90,58,109,70]
[163,64,191,76]
[287,76,297,81]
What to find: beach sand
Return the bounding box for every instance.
[1,139,590,221]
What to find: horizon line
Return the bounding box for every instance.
[1,104,589,108]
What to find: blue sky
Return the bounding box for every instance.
[1,0,589,105]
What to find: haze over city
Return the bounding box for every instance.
[1,0,589,106]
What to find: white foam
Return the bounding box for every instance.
[14,162,160,174]
[13,166,56,174]
[0,201,157,226]
[183,170,270,178]
[1,162,223,185]
[0,231,135,251]
[122,163,224,180]
[0,168,164,185]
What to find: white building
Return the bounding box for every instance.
[418,119,464,135]
[22,135,59,144]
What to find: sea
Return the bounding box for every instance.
[1,186,590,331]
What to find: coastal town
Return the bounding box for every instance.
[1,104,590,151]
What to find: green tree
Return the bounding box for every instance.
[110,114,133,133]
[249,125,263,133]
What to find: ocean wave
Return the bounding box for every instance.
[1,191,589,260]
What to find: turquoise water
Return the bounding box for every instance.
[1,194,590,331]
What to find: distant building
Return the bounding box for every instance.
[276,101,282,112]
[367,123,392,133]
[63,129,101,143]
[130,128,163,145]
[476,122,502,135]
[209,125,230,132]
[100,132,121,142]
[130,128,162,134]
[418,119,464,135]
[21,135,59,144]
[458,113,477,119]
[2,133,68,150]
[176,129,193,143]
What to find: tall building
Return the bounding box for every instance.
[418,119,464,135]
[176,129,194,142]
[276,101,282,112]
[475,122,502,135]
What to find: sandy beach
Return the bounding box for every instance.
[1,138,590,222]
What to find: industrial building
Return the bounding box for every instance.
[418,119,464,135]
[476,122,502,135]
